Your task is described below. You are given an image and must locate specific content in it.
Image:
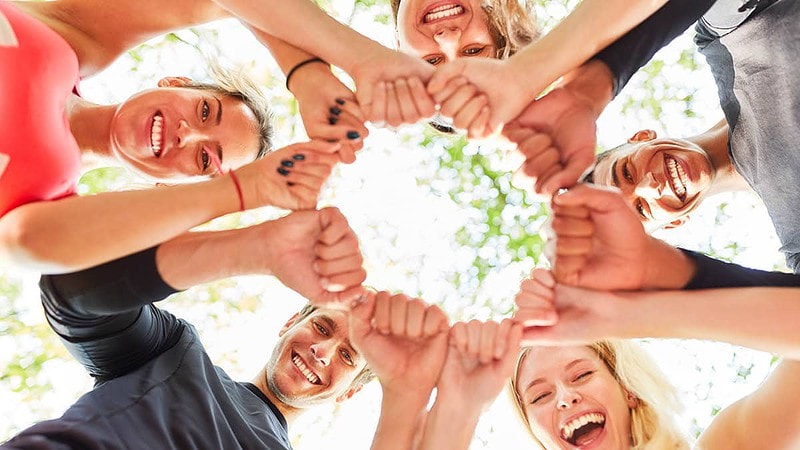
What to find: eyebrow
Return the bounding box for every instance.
[214,97,222,126]
[525,359,589,391]
[611,159,620,186]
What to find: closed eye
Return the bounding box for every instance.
[622,159,634,183]
[531,391,551,404]
[574,370,594,382]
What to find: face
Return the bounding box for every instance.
[516,346,635,450]
[591,130,714,229]
[265,309,366,408]
[396,0,497,65]
[109,80,260,181]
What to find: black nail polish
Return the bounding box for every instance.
[328,117,338,125]
[292,154,306,161]
[329,106,342,116]
[346,131,361,140]
[281,159,295,167]
[335,98,345,105]
[277,167,290,176]
[287,181,296,186]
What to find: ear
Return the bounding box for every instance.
[663,215,689,229]
[278,313,301,337]
[627,129,657,143]
[335,383,364,403]
[157,76,193,88]
[626,391,639,409]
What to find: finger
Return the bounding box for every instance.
[452,94,488,132]
[541,152,597,195]
[284,183,319,210]
[555,236,593,257]
[287,163,335,181]
[516,281,554,306]
[423,304,449,337]
[450,321,468,352]
[314,254,363,277]
[499,323,524,373]
[551,184,625,212]
[393,78,421,124]
[550,216,594,238]
[467,105,492,139]
[534,163,567,196]
[551,203,592,220]
[317,207,351,245]
[374,291,392,335]
[305,122,366,144]
[315,234,360,260]
[466,320,482,358]
[438,83,478,119]
[408,77,436,119]
[285,140,342,155]
[318,285,368,310]
[552,255,587,286]
[384,82,404,127]
[337,143,357,165]
[405,299,426,338]
[348,291,377,338]
[513,307,558,327]
[389,294,409,336]
[478,320,498,364]
[335,97,366,123]
[494,318,513,359]
[370,81,388,125]
[321,269,367,293]
[530,268,556,287]
[516,133,554,159]
[428,63,466,96]
[430,76,468,105]
[504,127,538,145]
[521,146,561,178]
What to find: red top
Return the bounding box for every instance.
[0,1,82,216]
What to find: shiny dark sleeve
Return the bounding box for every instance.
[39,246,185,382]
[594,0,717,96]
[682,249,800,289]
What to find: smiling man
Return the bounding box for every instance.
[0,207,371,449]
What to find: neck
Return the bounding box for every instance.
[66,93,119,166]
[686,120,750,195]
[251,368,302,425]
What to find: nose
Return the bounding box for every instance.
[433,27,462,62]
[175,119,206,148]
[556,387,582,410]
[309,343,332,367]
[633,172,663,199]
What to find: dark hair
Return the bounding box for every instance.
[582,142,628,183]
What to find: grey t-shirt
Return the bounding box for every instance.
[697,0,800,273]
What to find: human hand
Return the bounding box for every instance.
[504,87,598,196]
[437,319,522,410]
[513,268,624,345]
[547,184,674,290]
[428,58,529,138]
[349,291,449,401]
[258,207,366,307]
[288,63,369,164]
[349,47,437,127]
[234,140,340,210]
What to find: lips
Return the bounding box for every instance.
[291,351,321,385]
[423,2,464,23]
[150,112,164,157]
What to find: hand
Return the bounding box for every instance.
[258,207,367,306]
[548,184,690,290]
[504,87,598,196]
[437,319,522,410]
[428,58,529,138]
[426,76,490,139]
[349,47,437,127]
[235,140,341,210]
[349,291,449,400]
[288,63,369,164]
[513,268,623,345]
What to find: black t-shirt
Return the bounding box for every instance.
[1,247,291,450]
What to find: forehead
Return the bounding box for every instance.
[591,144,636,187]
[520,346,600,381]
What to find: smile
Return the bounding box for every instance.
[560,412,605,447]
[424,3,464,23]
[665,155,688,202]
[292,352,321,385]
[150,112,164,158]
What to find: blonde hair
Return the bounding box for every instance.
[510,341,690,450]
[390,0,539,59]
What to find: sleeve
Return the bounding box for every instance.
[593,0,718,96]
[40,246,185,382]
[682,249,800,289]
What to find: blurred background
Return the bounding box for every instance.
[0,0,786,447]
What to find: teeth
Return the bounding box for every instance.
[425,5,463,22]
[151,114,164,157]
[561,412,605,440]
[292,355,320,384]
[666,156,687,200]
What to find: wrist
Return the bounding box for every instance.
[557,60,613,118]
[642,237,697,289]
[286,57,330,93]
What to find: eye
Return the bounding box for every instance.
[340,348,354,366]
[424,55,443,65]
[622,159,634,183]
[313,321,330,337]
[634,199,647,219]
[531,391,551,404]
[201,100,210,122]
[201,149,210,172]
[574,370,594,382]
[462,46,486,56]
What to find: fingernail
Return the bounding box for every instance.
[292,154,306,161]
[335,98,345,105]
[346,131,360,140]
[329,106,342,116]
[328,117,338,125]
[280,160,294,167]
[277,167,290,176]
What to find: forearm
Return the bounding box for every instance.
[683,249,800,289]
[371,388,428,450]
[418,393,483,450]
[213,0,382,73]
[615,288,800,359]
[594,0,716,95]
[508,0,668,98]
[555,60,615,118]
[0,177,239,273]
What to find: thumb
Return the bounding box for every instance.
[427,61,465,94]
[348,291,377,340]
